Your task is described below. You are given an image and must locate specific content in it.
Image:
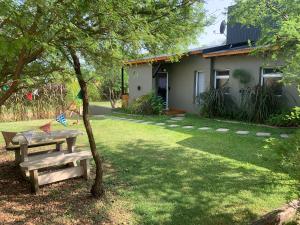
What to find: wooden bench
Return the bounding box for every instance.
[20,151,92,193]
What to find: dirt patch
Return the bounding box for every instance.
[0,150,134,225]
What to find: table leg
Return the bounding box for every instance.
[14,149,21,166]
[66,137,77,166]
[20,144,29,177]
[20,144,29,162]
[66,137,77,153]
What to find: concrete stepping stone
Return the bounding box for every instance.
[216,128,229,132]
[256,132,271,137]
[141,121,153,124]
[171,117,184,121]
[182,126,194,129]
[156,123,166,126]
[198,127,211,130]
[280,134,289,138]
[166,120,177,123]
[168,124,179,128]
[134,120,144,123]
[236,131,250,135]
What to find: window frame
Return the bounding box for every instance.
[214,69,230,92]
[194,71,205,104]
[260,67,283,96]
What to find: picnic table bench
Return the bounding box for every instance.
[20,150,92,193]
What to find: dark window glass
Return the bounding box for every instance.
[216,78,229,89]
[263,77,283,95]
[216,70,230,76]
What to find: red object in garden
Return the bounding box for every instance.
[26,92,33,101]
[39,122,52,133]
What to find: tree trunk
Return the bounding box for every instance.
[251,199,300,225]
[69,48,105,198]
[0,52,25,106]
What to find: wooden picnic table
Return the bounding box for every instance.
[12,130,84,163]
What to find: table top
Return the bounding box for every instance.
[12,130,84,145]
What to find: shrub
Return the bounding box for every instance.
[128,93,164,115]
[239,85,281,123]
[267,107,300,127]
[200,88,237,118]
[266,131,300,178]
[232,69,252,84]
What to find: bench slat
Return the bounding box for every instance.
[20,151,92,170]
[38,166,84,186]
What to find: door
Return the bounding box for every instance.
[156,72,169,110]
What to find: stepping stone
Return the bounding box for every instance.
[182,126,194,129]
[198,127,211,130]
[156,123,166,126]
[93,115,105,118]
[175,114,185,117]
[256,132,271,137]
[168,124,179,128]
[236,131,250,135]
[134,120,144,123]
[141,121,153,124]
[166,120,177,123]
[216,128,229,132]
[171,117,184,121]
[280,134,289,138]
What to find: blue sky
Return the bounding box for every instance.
[194,0,235,48]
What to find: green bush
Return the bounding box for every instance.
[266,131,300,178]
[128,93,164,115]
[239,85,281,123]
[267,107,300,127]
[200,88,237,118]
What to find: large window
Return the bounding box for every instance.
[214,70,230,93]
[261,68,283,96]
[194,71,205,104]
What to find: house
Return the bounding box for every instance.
[125,10,300,114]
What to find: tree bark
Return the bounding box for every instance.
[251,199,300,225]
[69,48,105,198]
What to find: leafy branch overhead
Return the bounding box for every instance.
[231,0,300,89]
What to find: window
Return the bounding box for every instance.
[214,70,230,93]
[261,68,283,96]
[195,71,205,103]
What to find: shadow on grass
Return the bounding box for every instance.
[98,139,299,225]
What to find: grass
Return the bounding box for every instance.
[90,101,121,108]
[0,114,299,224]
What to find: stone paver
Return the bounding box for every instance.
[156,123,166,126]
[141,121,154,124]
[171,117,184,121]
[280,134,289,138]
[216,128,229,132]
[134,120,144,123]
[198,127,211,130]
[168,124,179,128]
[166,120,177,123]
[256,132,271,137]
[236,131,250,135]
[182,126,194,129]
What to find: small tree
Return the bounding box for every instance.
[1,0,208,198]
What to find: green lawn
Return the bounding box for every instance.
[0,115,299,224]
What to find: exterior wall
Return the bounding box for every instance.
[166,55,211,113]
[214,55,300,107]
[127,64,154,102]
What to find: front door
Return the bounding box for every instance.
[156,72,169,110]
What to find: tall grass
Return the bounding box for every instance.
[0,84,68,122]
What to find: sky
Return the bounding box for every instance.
[193,0,235,48]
